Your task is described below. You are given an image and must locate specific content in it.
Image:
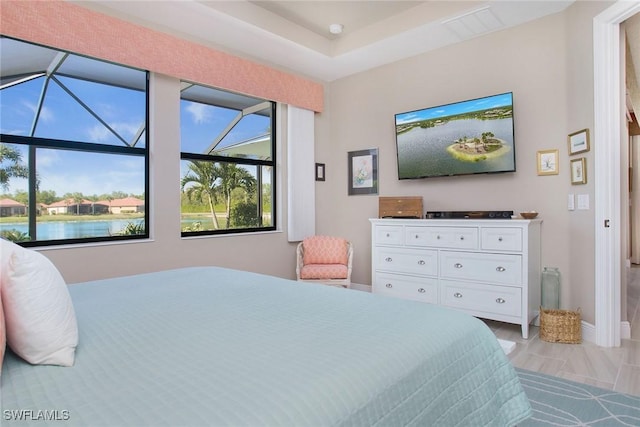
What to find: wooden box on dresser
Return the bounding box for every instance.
[370,218,542,339]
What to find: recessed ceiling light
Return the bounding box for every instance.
[329,24,343,35]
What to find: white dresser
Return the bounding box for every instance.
[370,218,542,338]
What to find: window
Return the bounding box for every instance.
[180,82,275,235]
[0,37,149,246]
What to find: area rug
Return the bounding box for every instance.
[516,368,640,426]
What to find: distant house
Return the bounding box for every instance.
[0,198,27,216]
[97,197,145,214]
[45,198,109,215]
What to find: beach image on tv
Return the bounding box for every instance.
[395,92,515,179]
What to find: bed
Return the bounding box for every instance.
[1,265,531,426]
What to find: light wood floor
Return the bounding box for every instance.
[486,265,640,396]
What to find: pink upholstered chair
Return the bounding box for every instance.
[296,236,353,288]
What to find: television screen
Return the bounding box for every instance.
[395,92,515,180]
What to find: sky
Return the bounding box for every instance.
[395,92,513,125]
[1,73,270,199]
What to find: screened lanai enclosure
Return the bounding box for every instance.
[0,36,275,245]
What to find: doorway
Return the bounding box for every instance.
[594,1,640,347]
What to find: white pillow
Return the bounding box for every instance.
[0,239,78,366]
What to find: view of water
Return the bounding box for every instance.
[1,219,142,240]
[396,118,515,179]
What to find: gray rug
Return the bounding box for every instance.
[516,368,640,426]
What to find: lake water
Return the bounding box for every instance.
[1,219,142,240]
[396,118,515,179]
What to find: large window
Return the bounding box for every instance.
[180,82,275,235]
[0,37,149,246]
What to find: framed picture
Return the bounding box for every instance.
[570,157,587,184]
[537,149,559,175]
[348,148,378,195]
[568,128,590,155]
[315,163,325,181]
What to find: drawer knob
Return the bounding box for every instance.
[418,288,426,293]
[385,283,393,288]
[385,257,393,262]
[459,236,465,241]
[498,237,503,242]
[454,292,463,298]
[415,234,419,239]
[418,260,425,265]
[454,263,463,269]
[437,235,441,240]
[496,297,506,304]
[496,266,506,272]
[386,233,390,237]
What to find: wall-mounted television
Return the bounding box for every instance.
[394,92,515,180]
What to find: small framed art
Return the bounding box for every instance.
[537,149,559,175]
[315,163,325,181]
[348,148,378,195]
[570,157,587,185]
[568,128,590,155]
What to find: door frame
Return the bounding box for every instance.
[594,1,640,347]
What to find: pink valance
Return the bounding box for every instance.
[0,1,323,112]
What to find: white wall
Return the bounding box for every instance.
[315,6,606,324]
[40,74,299,284]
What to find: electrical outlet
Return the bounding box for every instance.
[568,194,575,210]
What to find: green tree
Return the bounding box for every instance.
[181,161,221,229]
[0,143,28,191]
[13,189,29,205]
[217,163,256,229]
[73,192,84,215]
[232,201,260,228]
[37,190,58,205]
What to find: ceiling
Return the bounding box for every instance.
[74,0,638,116]
[75,0,575,82]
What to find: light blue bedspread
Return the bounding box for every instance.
[1,267,531,426]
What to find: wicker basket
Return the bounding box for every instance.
[539,307,582,344]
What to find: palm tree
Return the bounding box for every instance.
[481,131,495,151]
[217,163,256,228]
[0,143,28,190]
[72,192,84,215]
[181,161,221,229]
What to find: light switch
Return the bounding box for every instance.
[577,194,590,210]
[568,194,575,211]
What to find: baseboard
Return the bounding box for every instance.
[351,283,371,292]
[621,321,631,339]
[581,321,596,344]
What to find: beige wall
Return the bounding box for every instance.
[315,3,610,324]
[33,2,615,326]
[40,74,299,284]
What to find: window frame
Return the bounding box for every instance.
[180,101,277,237]
[0,37,150,247]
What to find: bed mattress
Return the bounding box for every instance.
[1,266,531,426]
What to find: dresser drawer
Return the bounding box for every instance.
[374,273,438,304]
[481,227,523,251]
[442,280,522,317]
[375,247,438,276]
[405,226,478,249]
[375,225,404,245]
[440,251,522,285]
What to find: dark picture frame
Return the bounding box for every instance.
[315,163,325,181]
[348,148,378,195]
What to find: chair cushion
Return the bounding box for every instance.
[300,264,348,280]
[302,236,348,265]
